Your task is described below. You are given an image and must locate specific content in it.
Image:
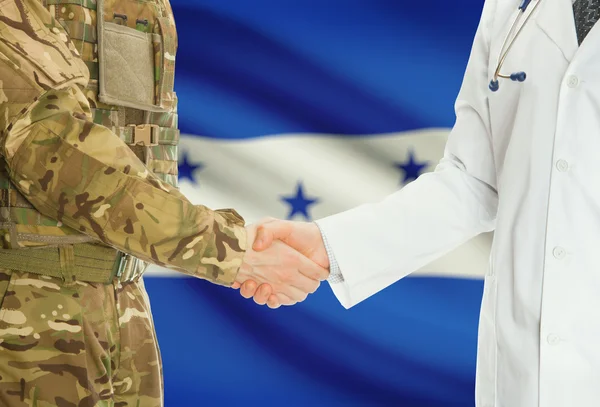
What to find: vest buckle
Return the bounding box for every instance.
[128,124,159,146]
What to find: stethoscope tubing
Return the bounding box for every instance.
[490,0,542,91]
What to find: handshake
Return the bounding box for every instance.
[231,219,330,309]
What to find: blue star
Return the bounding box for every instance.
[395,149,429,185]
[178,150,204,185]
[280,182,320,220]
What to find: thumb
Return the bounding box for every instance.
[252,221,292,252]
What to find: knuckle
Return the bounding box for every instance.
[258,284,270,296]
[310,270,322,281]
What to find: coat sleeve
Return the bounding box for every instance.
[0,0,246,286]
[316,0,499,308]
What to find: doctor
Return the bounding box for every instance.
[235,0,600,406]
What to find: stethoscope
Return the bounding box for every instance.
[489,0,542,92]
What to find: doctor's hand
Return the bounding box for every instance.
[233,223,329,306]
[233,219,330,308]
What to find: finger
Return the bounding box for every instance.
[253,283,273,306]
[258,217,277,224]
[286,270,320,296]
[294,251,330,281]
[240,280,258,299]
[267,295,281,309]
[253,221,292,252]
[253,227,275,251]
[278,284,308,303]
[309,280,321,294]
[231,282,241,289]
[275,293,295,307]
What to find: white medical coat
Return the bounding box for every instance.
[317,0,600,405]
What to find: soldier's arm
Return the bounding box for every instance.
[0,0,246,286]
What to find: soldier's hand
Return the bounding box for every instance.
[233,224,328,308]
[232,219,330,308]
[232,280,281,309]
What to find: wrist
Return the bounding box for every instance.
[312,221,331,270]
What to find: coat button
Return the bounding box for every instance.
[567,75,579,88]
[553,247,566,259]
[556,159,569,172]
[547,334,561,345]
[68,12,75,19]
[51,27,60,34]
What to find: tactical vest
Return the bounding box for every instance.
[0,0,180,282]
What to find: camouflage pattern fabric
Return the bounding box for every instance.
[0,1,249,405]
[0,268,162,407]
[0,0,247,286]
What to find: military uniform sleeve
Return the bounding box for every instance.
[0,0,246,286]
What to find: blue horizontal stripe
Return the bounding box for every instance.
[145,276,483,406]
[171,0,485,139]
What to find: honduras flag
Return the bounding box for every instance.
[143,1,491,406]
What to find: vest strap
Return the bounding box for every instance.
[115,124,179,146]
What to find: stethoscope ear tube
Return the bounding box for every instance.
[510,72,527,82]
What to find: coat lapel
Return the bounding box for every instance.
[534,0,578,62]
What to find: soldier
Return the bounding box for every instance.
[0,0,328,405]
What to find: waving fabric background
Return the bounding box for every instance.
[142,1,490,406]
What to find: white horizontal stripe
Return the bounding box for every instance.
[145,129,490,280]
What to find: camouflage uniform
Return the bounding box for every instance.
[0,0,247,405]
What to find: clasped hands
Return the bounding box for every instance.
[232,219,329,309]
